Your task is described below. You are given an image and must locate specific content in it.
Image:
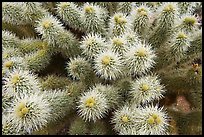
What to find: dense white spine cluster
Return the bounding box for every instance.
[56,2,83,31]
[3,69,41,96]
[66,57,92,80]
[135,104,169,135]
[109,12,131,37]
[94,50,123,80]
[2,2,201,135]
[81,3,107,34]
[5,92,51,134]
[130,75,166,105]
[124,41,156,75]
[80,33,106,59]
[111,105,138,134]
[77,89,109,122]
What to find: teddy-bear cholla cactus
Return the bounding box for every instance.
[44,89,73,122]
[117,2,133,15]
[130,5,150,40]
[92,84,120,109]
[2,2,26,25]
[2,2,47,25]
[109,12,130,37]
[111,105,138,134]
[130,75,166,105]
[148,3,177,48]
[3,69,41,96]
[2,2,202,135]
[81,3,107,34]
[2,56,26,77]
[135,104,169,135]
[80,33,106,59]
[178,14,199,34]
[25,49,51,73]
[66,57,92,80]
[35,14,80,57]
[5,92,51,134]
[20,2,47,24]
[122,30,140,47]
[56,2,83,31]
[124,41,156,75]
[2,114,22,135]
[77,88,109,122]
[35,14,64,45]
[169,31,190,62]
[2,30,21,49]
[109,36,128,55]
[94,50,123,80]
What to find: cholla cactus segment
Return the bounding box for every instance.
[177,2,199,16]
[188,29,202,54]
[109,36,128,55]
[157,2,178,28]
[44,89,73,122]
[130,5,150,39]
[3,69,41,96]
[2,87,14,114]
[2,30,21,49]
[2,114,21,135]
[25,49,51,73]
[94,50,123,80]
[5,92,51,134]
[68,117,89,135]
[66,57,92,80]
[170,31,190,61]
[3,47,22,60]
[130,75,166,105]
[35,14,64,45]
[2,56,26,76]
[109,12,130,37]
[178,14,199,34]
[148,2,178,48]
[136,104,170,135]
[81,3,107,34]
[80,33,106,59]
[117,2,133,15]
[124,42,156,75]
[18,38,49,55]
[93,84,120,109]
[77,89,109,122]
[2,2,26,25]
[122,31,140,47]
[54,30,80,57]
[56,2,83,31]
[145,2,163,12]
[20,2,47,24]
[111,105,138,134]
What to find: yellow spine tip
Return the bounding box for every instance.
[135,48,147,57]
[21,107,29,114]
[4,61,13,68]
[102,56,111,65]
[141,84,149,91]
[11,74,20,84]
[85,97,96,107]
[177,32,187,39]
[147,116,155,125]
[85,6,94,13]
[184,17,196,25]
[113,38,123,46]
[42,20,52,29]
[163,4,174,12]
[121,116,129,123]
[59,3,69,9]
